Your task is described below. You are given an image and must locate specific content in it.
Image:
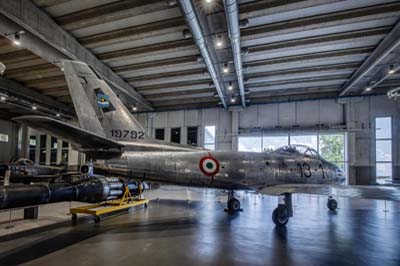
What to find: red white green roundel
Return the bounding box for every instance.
[199,154,220,176]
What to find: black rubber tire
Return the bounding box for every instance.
[228,198,241,212]
[71,213,77,222]
[272,207,289,226]
[327,198,338,211]
[94,215,101,223]
[144,203,148,208]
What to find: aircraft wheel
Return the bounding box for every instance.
[272,206,289,226]
[71,213,77,222]
[94,215,101,223]
[327,198,338,211]
[227,198,241,212]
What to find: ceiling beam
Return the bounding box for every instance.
[0,0,153,110]
[0,75,74,116]
[339,18,400,96]
[178,0,228,109]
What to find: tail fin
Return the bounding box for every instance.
[61,60,148,143]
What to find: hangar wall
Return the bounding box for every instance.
[137,95,400,185]
[0,119,19,163]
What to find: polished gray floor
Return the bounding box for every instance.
[0,189,399,266]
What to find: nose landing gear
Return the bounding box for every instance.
[327,196,338,211]
[225,191,242,213]
[272,193,293,226]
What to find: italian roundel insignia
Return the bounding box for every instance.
[199,153,220,176]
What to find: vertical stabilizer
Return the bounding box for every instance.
[61,60,149,143]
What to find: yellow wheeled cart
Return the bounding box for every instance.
[70,186,148,223]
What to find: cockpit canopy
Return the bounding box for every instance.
[274,144,320,159]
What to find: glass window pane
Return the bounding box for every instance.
[155,128,165,140]
[376,163,392,182]
[204,126,216,144]
[376,140,392,162]
[319,134,344,162]
[238,136,262,152]
[262,135,288,152]
[187,127,198,146]
[375,117,391,139]
[171,128,181,143]
[290,134,317,150]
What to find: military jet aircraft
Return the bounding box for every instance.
[13,60,400,226]
[0,157,74,184]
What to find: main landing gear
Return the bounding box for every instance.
[272,193,293,226]
[226,191,242,213]
[327,196,338,211]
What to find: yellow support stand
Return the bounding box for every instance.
[70,185,148,223]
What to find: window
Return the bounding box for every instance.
[155,128,165,140]
[29,136,36,161]
[187,126,198,146]
[375,117,392,184]
[204,125,216,150]
[319,134,345,175]
[39,135,47,165]
[171,128,181,143]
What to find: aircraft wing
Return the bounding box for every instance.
[257,184,400,201]
[14,115,124,159]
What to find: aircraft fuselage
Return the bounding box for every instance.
[103,150,345,191]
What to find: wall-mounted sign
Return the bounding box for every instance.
[0,133,8,142]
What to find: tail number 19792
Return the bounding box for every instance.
[110,129,144,139]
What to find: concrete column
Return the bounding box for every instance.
[230,108,241,151]
[35,134,40,164]
[45,135,51,165]
[68,144,79,167]
[181,126,187,145]
[56,139,62,164]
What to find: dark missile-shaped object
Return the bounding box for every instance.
[0,176,145,210]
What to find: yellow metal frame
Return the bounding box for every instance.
[70,186,148,220]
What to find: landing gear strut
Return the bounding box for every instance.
[226,191,242,212]
[327,196,338,211]
[272,193,293,226]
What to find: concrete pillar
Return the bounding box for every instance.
[230,108,241,151]
[68,144,79,168]
[45,135,51,165]
[35,134,40,164]
[56,139,62,164]
[181,126,187,145]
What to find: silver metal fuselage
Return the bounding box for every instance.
[106,149,344,191]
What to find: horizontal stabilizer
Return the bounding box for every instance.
[258,184,400,202]
[14,116,124,159]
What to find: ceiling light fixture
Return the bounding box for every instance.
[32,105,37,110]
[228,82,233,90]
[206,0,213,3]
[223,63,229,73]
[0,96,6,101]
[56,113,60,117]
[231,96,236,103]
[6,31,25,46]
[216,36,223,47]
[388,65,396,74]
[132,105,137,111]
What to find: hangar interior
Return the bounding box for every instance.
[0,0,400,266]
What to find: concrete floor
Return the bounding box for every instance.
[0,186,399,266]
